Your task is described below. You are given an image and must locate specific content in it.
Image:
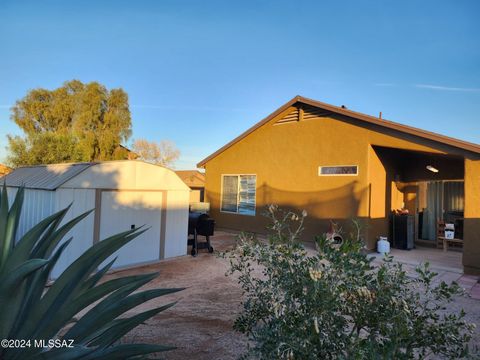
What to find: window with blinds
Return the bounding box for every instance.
[221,176,239,213]
[221,175,256,215]
[318,165,358,176]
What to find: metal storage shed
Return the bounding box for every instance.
[4,160,190,277]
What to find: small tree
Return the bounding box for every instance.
[7,132,83,166]
[224,205,476,359]
[132,139,180,168]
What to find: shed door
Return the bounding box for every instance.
[99,191,162,268]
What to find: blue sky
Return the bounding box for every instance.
[1,0,479,169]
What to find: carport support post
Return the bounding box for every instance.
[463,158,480,275]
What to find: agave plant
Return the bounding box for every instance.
[0,185,183,359]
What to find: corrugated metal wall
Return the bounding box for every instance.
[7,188,56,240]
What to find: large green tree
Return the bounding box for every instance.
[7,80,132,167]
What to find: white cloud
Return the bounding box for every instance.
[415,84,480,92]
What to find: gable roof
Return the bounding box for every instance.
[4,163,94,190]
[197,95,480,167]
[175,170,205,188]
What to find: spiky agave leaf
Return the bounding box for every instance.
[1,206,72,273]
[0,259,49,339]
[0,184,24,269]
[10,239,73,339]
[86,302,178,348]
[15,228,148,341]
[1,207,89,336]
[0,187,183,360]
[67,288,181,344]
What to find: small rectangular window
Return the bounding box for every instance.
[319,165,358,176]
[221,175,256,215]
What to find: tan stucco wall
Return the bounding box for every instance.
[189,188,204,203]
[464,159,480,274]
[204,107,477,259]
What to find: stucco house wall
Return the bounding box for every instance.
[199,96,480,274]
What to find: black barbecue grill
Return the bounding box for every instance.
[188,212,215,256]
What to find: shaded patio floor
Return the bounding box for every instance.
[368,246,480,300]
[371,245,463,273]
[215,232,480,300]
[220,230,480,299]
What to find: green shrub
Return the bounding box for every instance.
[0,185,182,359]
[224,206,476,359]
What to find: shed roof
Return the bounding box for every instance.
[3,163,94,190]
[197,95,480,167]
[4,160,190,192]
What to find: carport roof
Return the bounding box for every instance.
[3,162,94,190]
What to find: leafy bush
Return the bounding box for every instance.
[0,185,182,359]
[224,205,476,359]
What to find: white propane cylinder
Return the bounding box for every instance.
[377,236,390,255]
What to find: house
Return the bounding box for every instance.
[0,163,12,177]
[113,144,138,160]
[197,95,480,275]
[4,160,190,277]
[175,170,205,203]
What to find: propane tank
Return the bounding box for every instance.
[377,236,390,255]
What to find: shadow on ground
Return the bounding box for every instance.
[106,231,480,359]
[106,231,246,360]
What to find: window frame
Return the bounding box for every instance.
[220,174,257,216]
[318,165,359,176]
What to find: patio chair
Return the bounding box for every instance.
[437,220,463,252]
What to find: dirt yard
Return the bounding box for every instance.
[108,231,248,360]
[107,231,480,360]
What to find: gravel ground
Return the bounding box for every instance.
[107,231,480,359]
[108,231,248,360]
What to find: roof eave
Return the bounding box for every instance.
[197,95,480,167]
[297,96,480,155]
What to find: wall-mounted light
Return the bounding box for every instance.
[426,165,439,173]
